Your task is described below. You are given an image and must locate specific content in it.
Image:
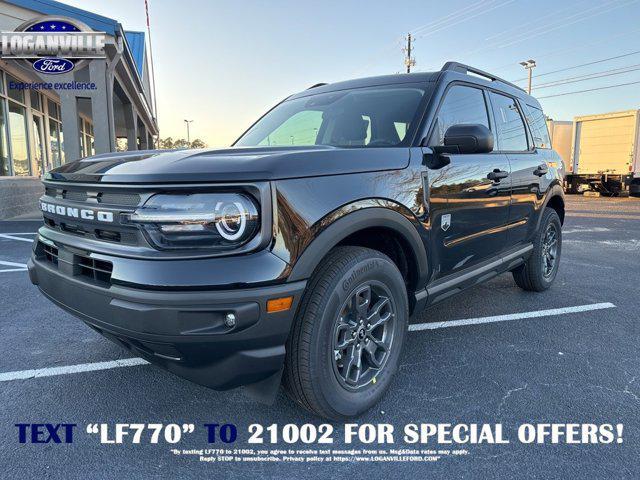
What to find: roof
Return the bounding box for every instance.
[4,0,119,35]
[5,0,146,78]
[289,72,438,100]
[124,31,145,77]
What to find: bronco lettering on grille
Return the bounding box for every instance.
[40,201,114,223]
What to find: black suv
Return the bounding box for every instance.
[29,62,564,419]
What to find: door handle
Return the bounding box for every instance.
[534,164,548,176]
[487,169,509,181]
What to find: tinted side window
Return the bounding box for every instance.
[489,92,528,151]
[522,103,551,149]
[430,85,490,146]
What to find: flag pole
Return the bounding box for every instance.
[145,0,159,147]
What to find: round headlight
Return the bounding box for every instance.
[215,201,247,241]
[128,192,260,250]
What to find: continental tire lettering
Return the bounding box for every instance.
[342,260,378,292]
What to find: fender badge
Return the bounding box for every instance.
[441,214,451,231]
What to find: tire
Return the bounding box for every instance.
[512,208,562,292]
[283,246,408,419]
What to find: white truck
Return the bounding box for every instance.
[565,109,640,196]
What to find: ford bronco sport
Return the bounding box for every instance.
[29,62,564,419]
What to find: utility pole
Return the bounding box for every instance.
[519,59,536,94]
[403,33,415,73]
[184,119,193,144]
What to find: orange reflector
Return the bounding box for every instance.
[267,296,293,313]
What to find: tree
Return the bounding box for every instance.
[157,137,207,150]
[158,136,175,149]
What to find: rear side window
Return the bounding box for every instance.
[489,92,529,152]
[522,103,552,149]
[430,85,490,146]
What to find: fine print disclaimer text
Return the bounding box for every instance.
[172,447,470,463]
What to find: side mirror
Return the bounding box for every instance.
[441,124,494,155]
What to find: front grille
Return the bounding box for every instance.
[37,240,113,286]
[63,190,88,202]
[43,243,59,266]
[77,256,113,285]
[45,217,139,245]
[44,187,142,206]
[98,192,141,206]
[42,183,146,246]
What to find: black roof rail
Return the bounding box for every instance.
[441,62,526,93]
[307,83,327,89]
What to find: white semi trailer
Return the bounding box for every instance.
[565,109,640,196]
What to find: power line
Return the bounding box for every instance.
[537,79,640,99]
[496,0,635,49]
[410,1,490,36]
[482,0,581,43]
[456,0,636,61]
[512,50,640,82]
[488,27,640,73]
[413,0,515,40]
[533,63,640,88]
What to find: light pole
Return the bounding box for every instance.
[519,59,536,94]
[184,119,193,144]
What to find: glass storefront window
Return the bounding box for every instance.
[6,74,24,104]
[8,101,30,175]
[59,128,65,164]
[79,129,85,157]
[48,99,60,120]
[49,120,64,168]
[79,118,95,157]
[30,91,41,112]
[32,115,47,176]
[0,101,9,176]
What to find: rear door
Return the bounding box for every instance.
[425,84,511,278]
[488,92,546,246]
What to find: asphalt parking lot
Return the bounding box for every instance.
[1,196,639,479]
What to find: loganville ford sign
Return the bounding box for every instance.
[0,16,106,74]
[32,57,75,74]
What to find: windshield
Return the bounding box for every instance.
[235,84,427,148]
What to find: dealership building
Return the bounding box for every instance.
[0,0,158,218]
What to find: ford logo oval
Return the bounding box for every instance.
[32,58,75,75]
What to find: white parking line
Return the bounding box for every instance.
[0,233,35,242]
[0,260,27,268]
[0,358,149,382]
[0,268,27,273]
[0,302,617,383]
[409,302,616,331]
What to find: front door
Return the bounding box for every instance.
[425,84,511,278]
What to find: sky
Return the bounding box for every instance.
[64,0,640,147]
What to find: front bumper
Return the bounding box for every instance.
[28,238,306,391]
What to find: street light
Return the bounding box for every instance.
[519,59,536,94]
[184,119,193,144]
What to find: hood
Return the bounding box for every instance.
[46,146,411,184]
